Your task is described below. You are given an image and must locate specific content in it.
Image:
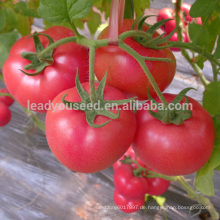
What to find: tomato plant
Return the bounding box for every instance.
[0,0,220,219]
[3,26,89,113]
[95,19,176,100]
[133,93,215,176]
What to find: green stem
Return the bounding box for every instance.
[181,49,210,86]
[177,176,219,220]
[0,72,4,82]
[175,0,183,42]
[23,108,45,132]
[147,171,176,182]
[159,41,220,67]
[174,0,209,87]
[212,63,218,82]
[118,38,168,107]
[0,93,14,98]
[70,22,83,39]
[89,46,97,105]
[38,36,77,59]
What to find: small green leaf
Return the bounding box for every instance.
[87,9,101,35]
[14,13,31,36]
[190,0,218,17]
[196,171,215,196]
[124,0,134,19]
[0,7,6,32]
[214,36,220,58]
[38,0,93,24]
[188,23,209,47]
[133,0,150,18]
[196,145,220,196]
[0,31,19,68]
[152,196,166,207]
[14,2,40,18]
[215,165,220,170]
[203,82,220,116]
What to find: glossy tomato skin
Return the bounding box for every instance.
[114,189,145,213]
[0,88,14,106]
[157,8,176,33]
[45,82,136,173]
[114,164,149,200]
[133,94,215,176]
[0,102,11,127]
[113,146,146,170]
[3,26,89,113]
[148,177,170,196]
[95,19,176,100]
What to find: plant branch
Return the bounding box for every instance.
[177,176,219,220]
[181,49,210,86]
[89,46,97,105]
[212,63,218,82]
[38,36,77,59]
[70,22,83,39]
[118,36,168,107]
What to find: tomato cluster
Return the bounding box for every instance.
[113,147,170,213]
[157,3,202,51]
[2,20,215,180]
[0,88,14,127]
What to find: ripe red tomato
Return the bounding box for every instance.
[3,26,89,113]
[133,94,215,176]
[181,3,202,25]
[114,164,149,200]
[147,176,170,196]
[157,8,176,33]
[45,82,136,173]
[113,146,146,170]
[0,88,14,106]
[95,19,176,100]
[113,189,145,213]
[0,102,11,127]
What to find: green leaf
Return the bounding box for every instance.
[215,165,220,170]
[3,7,18,33]
[196,171,215,196]
[152,196,166,207]
[203,82,220,116]
[124,0,134,19]
[38,0,93,24]
[133,0,150,18]
[190,0,219,17]
[0,31,19,68]
[14,13,32,36]
[214,35,220,58]
[14,2,40,18]
[196,145,220,196]
[0,7,6,32]
[87,9,101,35]
[188,23,209,47]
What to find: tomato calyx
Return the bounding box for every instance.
[130,15,177,50]
[148,87,196,125]
[62,72,136,128]
[19,32,54,76]
[120,155,146,177]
